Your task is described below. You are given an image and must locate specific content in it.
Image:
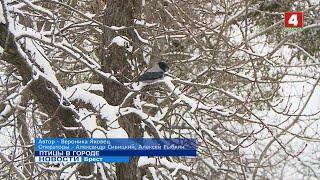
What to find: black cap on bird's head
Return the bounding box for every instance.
[158,61,169,72]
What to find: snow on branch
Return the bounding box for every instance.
[138,156,192,173]
[66,86,119,121]
[110,36,133,52]
[3,2,124,89]
[65,85,163,138]
[0,152,27,179]
[0,2,5,24]
[162,77,235,116]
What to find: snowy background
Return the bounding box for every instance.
[0,0,320,179]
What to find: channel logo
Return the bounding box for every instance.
[284,12,303,28]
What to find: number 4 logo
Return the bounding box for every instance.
[284,12,303,28]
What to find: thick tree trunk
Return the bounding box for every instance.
[99,0,143,179]
[0,22,92,177]
[0,25,85,138]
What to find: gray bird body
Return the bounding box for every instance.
[138,62,169,82]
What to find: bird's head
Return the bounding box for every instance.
[158,61,169,72]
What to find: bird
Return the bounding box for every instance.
[137,61,169,82]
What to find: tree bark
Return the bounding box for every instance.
[1,21,92,177]
[99,0,143,179]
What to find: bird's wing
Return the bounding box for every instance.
[138,72,164,81]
